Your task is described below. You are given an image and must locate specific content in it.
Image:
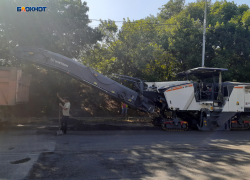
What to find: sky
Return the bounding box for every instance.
[83,0,250,29]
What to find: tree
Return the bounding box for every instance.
[83,18,177,81]
[158,11,203,71]
[206,2,250,81]
[158,0,185,21]
[0,0,102,60]
[0,0,105,117]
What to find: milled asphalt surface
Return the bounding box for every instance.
[1,121,250,180]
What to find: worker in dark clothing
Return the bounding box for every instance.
[57,93,70,134]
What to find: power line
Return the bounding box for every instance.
[90,19,124,23]
[89,19,177,26]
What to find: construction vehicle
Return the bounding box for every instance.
[146,67,250,131]
[13,46,250,131]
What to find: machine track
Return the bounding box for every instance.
[161,121,188,131]
[230,120,250,131]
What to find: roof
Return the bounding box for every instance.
[177,67,228,78]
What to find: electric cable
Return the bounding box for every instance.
[89,19,178,26]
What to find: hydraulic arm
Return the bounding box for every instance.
[13,46,155,113]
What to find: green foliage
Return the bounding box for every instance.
[164,11,203,70]
[0,0,105,117]
[184,1,207,21]
[82,0,250,83]
[82,17,177,81]
[158,0,185,21]
[206,2,250,81]
[0,0,102,58]
[242,10,250,27]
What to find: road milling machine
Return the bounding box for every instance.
[147,68,250,131]
[13,46,250,131]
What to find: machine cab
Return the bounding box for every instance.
[177,67,228,106]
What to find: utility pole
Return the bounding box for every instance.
[202,0,207,67]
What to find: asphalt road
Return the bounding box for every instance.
[1,128,250,180]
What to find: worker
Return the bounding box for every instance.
[121,102,128,118]
[57,93,70,134]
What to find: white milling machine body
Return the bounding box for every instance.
[145,67,250,131]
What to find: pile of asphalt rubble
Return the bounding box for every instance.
[50,118,158,131]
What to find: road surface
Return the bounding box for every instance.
[1,127,250,180]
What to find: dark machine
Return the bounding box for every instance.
[13,47,250,131]
[13,46,155,113]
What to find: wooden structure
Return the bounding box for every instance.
[0,67,31,106]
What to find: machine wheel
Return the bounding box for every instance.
[161,123,166,131]
[244,123,249,128]
[181,124,187,129]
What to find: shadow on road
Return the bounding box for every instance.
[24,131,250,179]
